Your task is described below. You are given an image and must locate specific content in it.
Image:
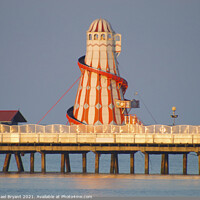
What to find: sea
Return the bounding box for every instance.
[0,152,200,200]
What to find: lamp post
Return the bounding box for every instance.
[171,106,178,126]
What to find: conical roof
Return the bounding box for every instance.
[88,18,114,33]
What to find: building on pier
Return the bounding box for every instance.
[0,110,27,125]
[67,18,139,125]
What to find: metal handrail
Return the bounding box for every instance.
[0,124,199,134]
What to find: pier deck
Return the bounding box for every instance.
[1,124,200,174]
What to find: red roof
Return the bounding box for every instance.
[0,110,27,122]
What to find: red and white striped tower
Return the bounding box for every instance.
[67,18,130,125]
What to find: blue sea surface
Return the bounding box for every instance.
[0,152,200,198]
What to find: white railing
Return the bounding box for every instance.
[1,132,200,144]
[0,124,200,144]
[0,124,200,134]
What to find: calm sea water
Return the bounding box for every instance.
[0,152,200,198]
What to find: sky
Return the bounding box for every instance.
[0,0,200,125]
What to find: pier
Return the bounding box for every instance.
[1,124,200,174]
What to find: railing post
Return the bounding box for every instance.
[152,134,154,143]
[192,134,193,144]
[57,133,59,143]
[37,134,40,143]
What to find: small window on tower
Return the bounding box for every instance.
[115,35,120,41]
[101,34,105,40]
[89,34,92,40]
[94,34,98,40]
[108,34,112,40]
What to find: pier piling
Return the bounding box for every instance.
[41,153,46,173]
[61,153,71,173]
[3,153,11,173]
[110,153,115,174]
[15,153,24,172]
[145,152,149,174]
[199,154,200,175]
[95,153,100,174]
[82,153,87,173]
[130,153,135,174]
[114,153,119,174]
[183,153,187,175]
[65,153,71,173]
[110,153,119,174]
[161,153,169,174]
[164,154,169,174]
[61,153,65,173]
[161,154,165,174]
[30,153,34,173]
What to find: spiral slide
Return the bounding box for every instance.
[66,56,128,125]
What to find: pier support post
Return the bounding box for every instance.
[61,153,65,173]
[82,153,87,173]
[30,153,34,173]
[110,153,119,174]
[164,154,169,174]
[114,153,119,174]
[15,153,24,173]
[161,153,169,174]
[130,153,135,174]
[183,153,187,175]
[41,152,46,173]
[145,152,149,174]
[95,153,100,174]
[161,154,165,174]
[199,154,200,175]
[65,153,71,173]
[110,153,115,174]
[3,153,11,173]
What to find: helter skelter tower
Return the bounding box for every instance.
[67,18,139,125]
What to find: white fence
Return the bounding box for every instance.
[0,124,200,144]
[0,124,200,134]
[1,133,200,144]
